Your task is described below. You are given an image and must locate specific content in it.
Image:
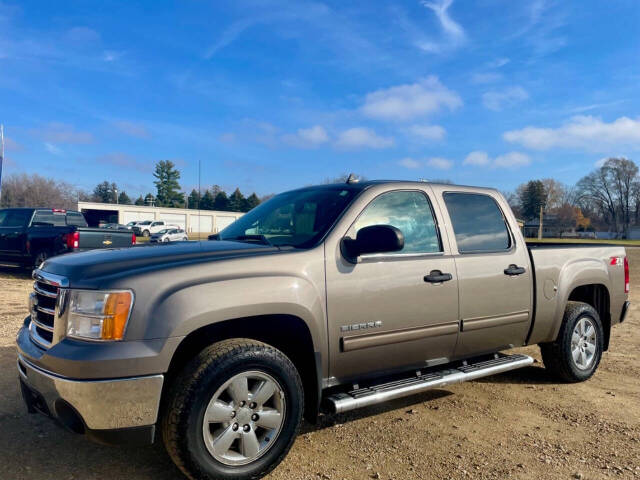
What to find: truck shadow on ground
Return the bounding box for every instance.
[0,266,32,280]
[472,364,559,386]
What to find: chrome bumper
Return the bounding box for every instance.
[18,354,164,431]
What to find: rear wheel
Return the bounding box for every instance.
[162,339,303,480]
[540,301,604,382]
[32,250,49,270]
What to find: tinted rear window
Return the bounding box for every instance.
[32,210,66,226]
[443,193,511,253]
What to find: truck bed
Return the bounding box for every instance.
[526,243,628,345]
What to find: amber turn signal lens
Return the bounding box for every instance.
[101,292,133,340]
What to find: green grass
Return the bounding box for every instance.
[526,238,640,246]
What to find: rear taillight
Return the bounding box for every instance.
[131,233,136,245]
[65,231,79,249]
[624,256,630,293]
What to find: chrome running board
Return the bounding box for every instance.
[326,353,534,414]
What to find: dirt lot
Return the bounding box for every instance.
[1,252,639,480]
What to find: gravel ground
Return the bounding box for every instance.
[0,251,639,480]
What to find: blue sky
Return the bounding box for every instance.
[1,0,639,198]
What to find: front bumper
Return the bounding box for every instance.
[18,354,163,445]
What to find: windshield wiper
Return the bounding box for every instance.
[224,234,273,246]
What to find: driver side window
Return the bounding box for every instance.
[353,191,441,254]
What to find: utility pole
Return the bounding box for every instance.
[538,205,544,240]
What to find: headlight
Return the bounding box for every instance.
[66,290,134,341]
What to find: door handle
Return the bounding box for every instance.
[504,264,526,276]
[424,270,453,283]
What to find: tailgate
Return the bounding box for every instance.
[77,228,134,249]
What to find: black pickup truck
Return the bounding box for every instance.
[0,208,136,269]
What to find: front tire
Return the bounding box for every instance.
[143,230,150,237]
[161,339,303,480]
[540,301,604,382]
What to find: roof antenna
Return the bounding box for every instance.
[346,173,359,184]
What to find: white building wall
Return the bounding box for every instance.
[78,202,243,233]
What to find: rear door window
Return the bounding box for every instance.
[0,210,31,227]
[443,193,511,253]
[66,212,87,227]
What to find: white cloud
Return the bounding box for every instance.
[44,142,62,155]
[397,156,453,170]
[482,86,529,111]
[32,122,94,144]
[114,121,150,139]
[418,0,465,53]
[471,72,503,84]
[503,116,640,151]
[427,157,453,170]
[494,151,531,168]
[399,157,421,169]
[335,127,394,149]
[463,151,490,166]
[463,150,531,169]
[486,57,510,68]
[361,76,462,121]
[407,124,446,141]
[282,125,329,148]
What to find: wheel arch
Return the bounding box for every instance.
[567,284,611,350]
[161,314,321,423]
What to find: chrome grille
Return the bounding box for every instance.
[29,270,68,350]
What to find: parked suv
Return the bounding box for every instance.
[17,181,630,480]
[132,220,178,237]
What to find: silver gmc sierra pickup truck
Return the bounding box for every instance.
[17,180,630,480]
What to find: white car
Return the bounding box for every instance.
[133,220,179,237]
[150,228,189,243]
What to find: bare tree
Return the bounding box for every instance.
[0,173,78,210]
[576,158,638,237]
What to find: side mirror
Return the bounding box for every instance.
[341,224,404,263]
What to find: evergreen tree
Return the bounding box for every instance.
[187,189,201,210]
[93,181,118,203]
[244,193,260,212]
[134,195,145,206]
[227,188,245,212]
[213,191,229,211]
[519,180,547,220]
[117,191,132,205]
[200,190,215,210]
[153,160,182,207]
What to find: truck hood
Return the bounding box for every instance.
[40,241,280,284]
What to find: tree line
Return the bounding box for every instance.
[0,160,265,213]
[505,157,638,238]
[83,160,263,213]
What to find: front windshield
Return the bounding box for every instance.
[219,187,357,248]
[157,229,169,234]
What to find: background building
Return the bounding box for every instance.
[77,201,243,233]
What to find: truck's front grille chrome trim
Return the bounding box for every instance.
[36,305,55,316]
[29,321,53,349]
[29,269,68,350]
[31,317,54,333]
[33,283,58,298]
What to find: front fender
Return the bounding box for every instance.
[141,274,326,354]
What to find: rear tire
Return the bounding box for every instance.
[540,301,604,382]
[32,250,49,270]
[161,339,303,480]
[143,230,150,237]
